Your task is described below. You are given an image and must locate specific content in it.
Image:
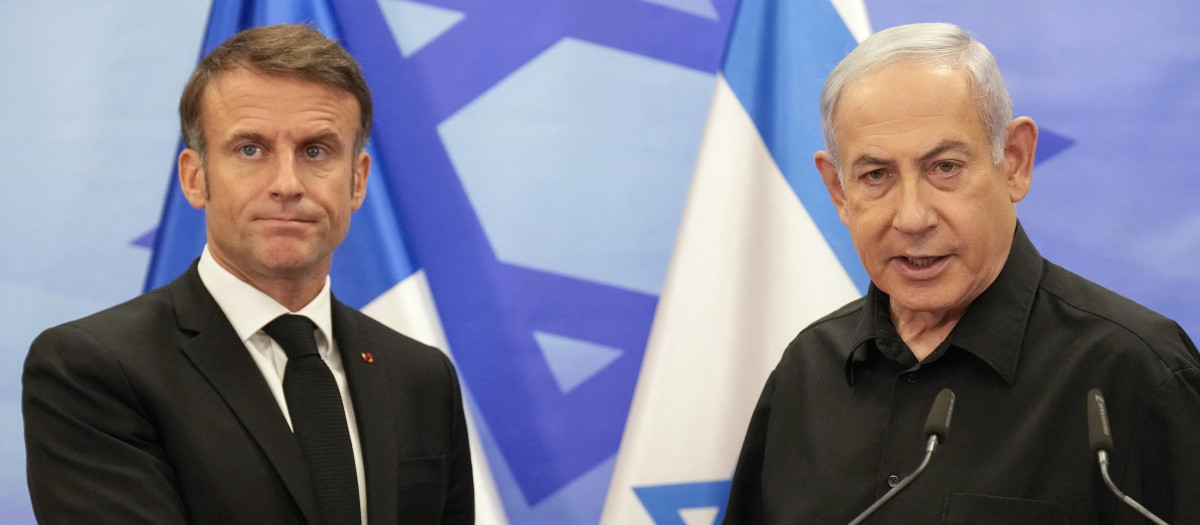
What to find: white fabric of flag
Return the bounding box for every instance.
[601,1,871,523]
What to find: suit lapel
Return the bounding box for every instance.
[170,264,324,525]
[333,299,399,525]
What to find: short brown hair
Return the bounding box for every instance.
[178,24,373,159]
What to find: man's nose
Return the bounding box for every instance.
[892,175,937,234]
[268,155,304,199]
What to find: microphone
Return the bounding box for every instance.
[1086,389,1169,525]
[847,388,955,525]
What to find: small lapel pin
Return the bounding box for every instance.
[361,352,374,363]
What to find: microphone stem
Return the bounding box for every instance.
[1097,451,1169,525]
[847,435,938,525]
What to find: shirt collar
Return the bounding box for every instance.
[843,283,888,385]
[196,245,335,355]
[843,222,1043,386]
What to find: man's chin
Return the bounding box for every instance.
[890,291,982,325]
[879,279,961,314]
[252,250,327,279]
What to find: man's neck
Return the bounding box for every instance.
[208,252,328,312]
[249,277,325,312]
[891,306,965,361]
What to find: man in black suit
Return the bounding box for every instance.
[23,24,473,524]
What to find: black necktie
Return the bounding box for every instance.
[263,314,360,525]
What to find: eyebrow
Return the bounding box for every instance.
[300,130,342,147]
[223,131,268,147]
[850,140,974,169]
[917,140,972,164]
[851,154,891,170]
[222,129,344,148]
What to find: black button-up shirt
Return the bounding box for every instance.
[725,224,1200,524]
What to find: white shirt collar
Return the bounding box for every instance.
[196,245,335,356]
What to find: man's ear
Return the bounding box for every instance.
[815,150,850,226]
[1003,117,1037,203]
[350,150,370,211]
[179,148,208,209]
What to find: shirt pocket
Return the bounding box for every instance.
[941,493,1070,524]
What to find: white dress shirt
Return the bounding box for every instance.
[197,246,367,524]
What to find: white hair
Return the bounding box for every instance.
[819,23,1012,182]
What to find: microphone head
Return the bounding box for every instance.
[923,388,955,442]
[1087,389,1114,453]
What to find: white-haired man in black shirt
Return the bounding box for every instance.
[724,22,1200,524]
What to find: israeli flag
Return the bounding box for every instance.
[601,1,871,523]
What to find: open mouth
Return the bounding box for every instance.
[904,256,944,268]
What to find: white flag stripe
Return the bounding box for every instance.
[362,272,509,525]
[831,0,873,43]
[600,74,860,524]
[362,270,449,351]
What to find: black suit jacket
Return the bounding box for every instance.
[23,263,474,524]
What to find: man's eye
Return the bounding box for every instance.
[305,146,324,158]
[863,169,887,181]
[239,145,260,157]
[935,162,957,174]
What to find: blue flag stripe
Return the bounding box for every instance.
[722,0,868,291]
[331,0,662,504]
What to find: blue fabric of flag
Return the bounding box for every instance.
[607,2,868,522]
[633,480,732,524]
[327,0,728,509]
[722,0,868,291]
[328,1,657,500]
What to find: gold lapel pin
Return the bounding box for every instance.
[361,352,374,363]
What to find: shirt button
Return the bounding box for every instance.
[887,475,901,487]
[904,372,920,383]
